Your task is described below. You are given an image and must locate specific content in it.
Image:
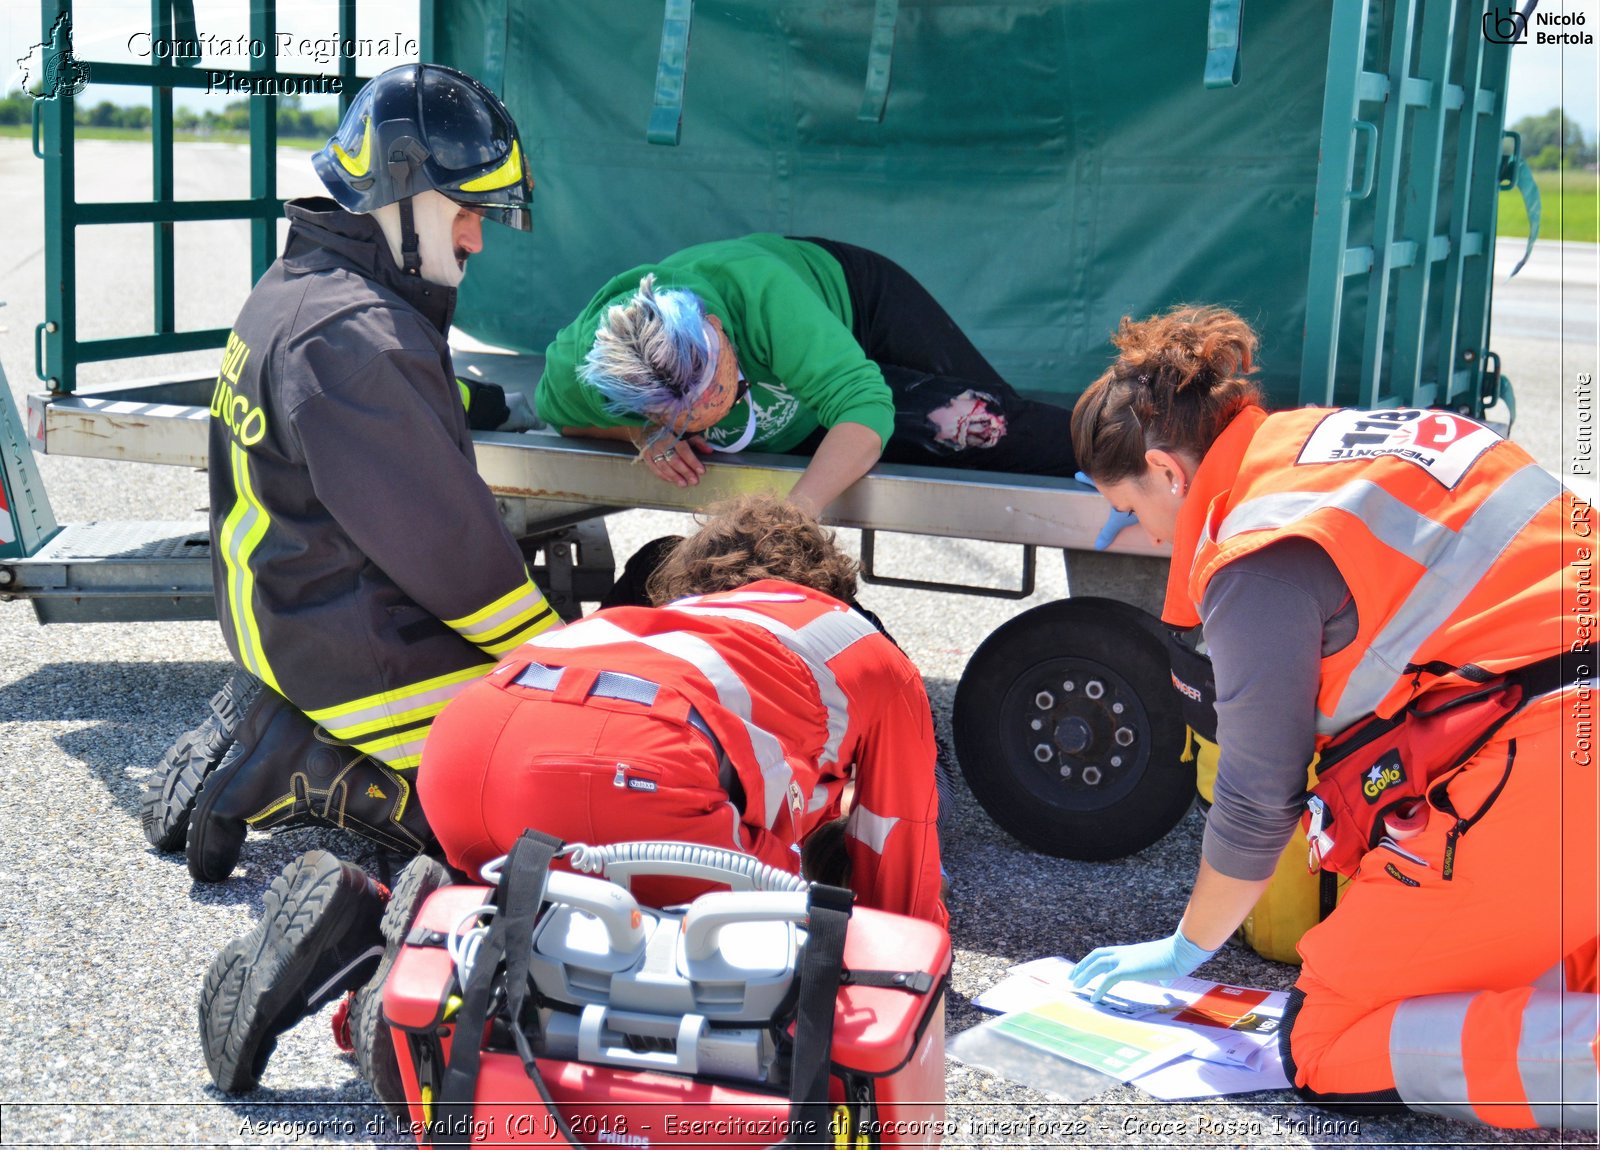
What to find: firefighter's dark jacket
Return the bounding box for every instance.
[208,197,559,770]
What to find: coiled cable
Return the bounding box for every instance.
[562,840,809,892]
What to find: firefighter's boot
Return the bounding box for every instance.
[198,850,388,1093]
[350,854,454,1115]
[187,692,434,882]
[141,668,263,851]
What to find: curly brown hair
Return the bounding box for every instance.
[1070,305,1265,483]
[645,495,860,605]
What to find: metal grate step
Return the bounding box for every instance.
[0,521,214,624]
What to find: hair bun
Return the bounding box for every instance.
[1110,306,1257,394]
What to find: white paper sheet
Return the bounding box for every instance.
[971,956,1294,1100]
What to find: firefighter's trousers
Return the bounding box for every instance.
[1286,688,1599,1130]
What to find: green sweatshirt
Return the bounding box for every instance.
[536,234,896,452]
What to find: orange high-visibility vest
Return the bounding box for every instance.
[1164,406,1588,740]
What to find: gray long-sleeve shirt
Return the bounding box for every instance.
[1197,537,1359,880]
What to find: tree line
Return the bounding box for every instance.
[1509,108,1596,171]
[0,92,339,138]
[1,92,1593,171]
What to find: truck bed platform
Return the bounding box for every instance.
[26,350,1166,560]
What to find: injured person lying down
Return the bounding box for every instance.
[534,233,1080,515]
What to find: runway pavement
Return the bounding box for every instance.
[0,139,1589,1146]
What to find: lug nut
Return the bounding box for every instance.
[1114,726,1135,747]
[1085,679,1105,700]
[1110,755,1123,767]
[1059,764,1073,778]
[1034,690,1055,710]
[1033,743,1054,763]
[1062,680,1076,692]
[1082,765,1103,785]
[1029,718,1043,731]
[1111,701,1125,714]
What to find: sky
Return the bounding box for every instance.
[3,0,419,111]
[1,0,1596,133]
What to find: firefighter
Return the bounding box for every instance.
[142,64,561,883]
[534,235,1080,516]
[1066,306,1596,1131]
[195,497,943,1097]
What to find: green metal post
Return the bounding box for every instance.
[1433,4,1491,407]
[1452,23,1515,411]
[1386,0,1460,407]
[36,0,75,393]
[151,0,176,340]
[1298,0,1373,407]
[339,0,359,110]
[1355,0,1421,407]
[249,1,279,283]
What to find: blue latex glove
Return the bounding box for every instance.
[1068,930,1219,1003]
[1075,471,1139,550]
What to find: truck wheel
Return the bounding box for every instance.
[953,597,1193,860]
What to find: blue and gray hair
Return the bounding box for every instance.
[579,275,721,434]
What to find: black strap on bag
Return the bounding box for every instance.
[431,828,857,1150]
[781,884,855,1148]
[432,828,565,1147]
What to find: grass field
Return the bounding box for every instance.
[1498,168,1597,244]
[0,123,320,149]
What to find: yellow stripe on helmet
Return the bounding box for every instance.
[457,140,522,192]
[332,116,372,177]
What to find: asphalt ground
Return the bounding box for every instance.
[0,139,1594,1147]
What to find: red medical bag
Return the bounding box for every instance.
[383,833,951,1148]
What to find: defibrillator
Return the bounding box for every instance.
[382,832,951,1148]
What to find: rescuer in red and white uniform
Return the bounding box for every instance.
[419,496,945,924]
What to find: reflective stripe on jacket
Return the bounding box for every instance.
[507,581,945,924]
[1164,406,1586,740]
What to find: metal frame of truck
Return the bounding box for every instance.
[3,0,1528,861]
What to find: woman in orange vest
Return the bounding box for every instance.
[1066,306,1596,1131]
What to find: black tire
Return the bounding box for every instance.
[953,597,1193,860]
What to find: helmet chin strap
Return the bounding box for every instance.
[386,137,430,278]
[396,196,421,277]
[371,193,467,288]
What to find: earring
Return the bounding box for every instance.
[1171,484,1181,496]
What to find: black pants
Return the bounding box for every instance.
[796,237,1077,476]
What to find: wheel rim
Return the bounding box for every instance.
[997,654,1153,811]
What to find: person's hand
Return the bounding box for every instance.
[499,391,540,432]
[1075,471,1138,550]
[1068,930,1218,1003]
[641,433,711,487]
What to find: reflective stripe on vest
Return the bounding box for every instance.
[1214,462,1562,735]
[666,601,877,771]
[846,803,900,854]
[1391,990,1599,1128]
[527,617,798,830]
